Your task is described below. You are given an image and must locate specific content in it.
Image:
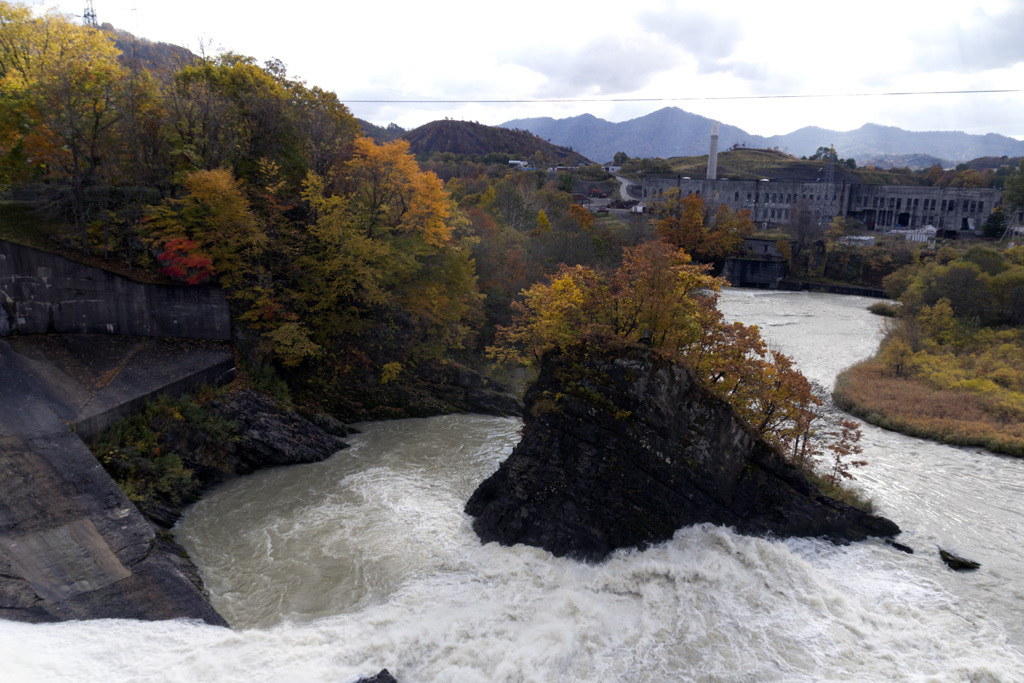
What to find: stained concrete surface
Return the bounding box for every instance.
[0,335,232,624]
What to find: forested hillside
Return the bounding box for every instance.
[403,119,589,165]
[0,0,922,495]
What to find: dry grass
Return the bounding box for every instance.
[834,360,1024,457]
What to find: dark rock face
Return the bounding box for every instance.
[466,344,900,562]
[142,389,349,527]
[215,389,349,472]
[939,549,980,571]
[301,357,523,423]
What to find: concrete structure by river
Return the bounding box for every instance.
[0,240,233,623]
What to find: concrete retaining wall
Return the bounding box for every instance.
[0,240,231,340]
[74,356,236,440]
[722,257,787,288]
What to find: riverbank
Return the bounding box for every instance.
[834,359,1024,457]
[0,335,235,624]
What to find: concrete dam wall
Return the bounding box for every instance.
[0,240,234,624]
[0,240,230,340]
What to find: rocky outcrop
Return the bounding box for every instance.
[295,356,523,423]
[133,389,350,528]
[466,343,900,562]
[939,549,980,571]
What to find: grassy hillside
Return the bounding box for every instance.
[645,148,925,185]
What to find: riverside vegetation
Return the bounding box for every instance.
[835,245,1024,456]
[8,0,1007,505]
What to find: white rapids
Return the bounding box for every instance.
[4,289,1024,682]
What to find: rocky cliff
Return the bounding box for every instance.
[466,343,899,562]
[130,388,351,528]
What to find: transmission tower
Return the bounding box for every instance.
[83,0,98,28]
[815,145,836,226]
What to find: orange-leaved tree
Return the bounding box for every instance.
[653,190,753,261]
[490,239,861,473]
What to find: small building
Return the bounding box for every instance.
[743,236,793,259]
[838,235,877,246]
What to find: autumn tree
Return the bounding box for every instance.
[291,138,482,368]
[142,168,266,289]
[163,53,345,188]
[1004,160,1024,218]
[0,2,128,243]
[490,240,841,465]
[651,190,753,261]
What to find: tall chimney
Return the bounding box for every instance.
[707,122,719,180]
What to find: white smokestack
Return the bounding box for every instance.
[707,122,719,180]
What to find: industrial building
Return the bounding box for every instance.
[640,123,1005,233]
[640,176,1002,232]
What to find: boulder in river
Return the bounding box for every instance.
[939,549,980,571]
[466,343,900,562]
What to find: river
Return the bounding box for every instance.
[4,290,1024,682]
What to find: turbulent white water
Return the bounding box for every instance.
[5,290,1024,682]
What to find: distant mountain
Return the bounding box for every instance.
[501,107,1024,167]
[502,109,745,165]
[105,25,194,72]
[400,120,590,165]
[764,123,1024,167]
[358,120,406,145]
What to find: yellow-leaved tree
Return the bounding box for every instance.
[143,168,267,289]
[491,239,860,480]
[0,2,127,243]
[294,137,482,368]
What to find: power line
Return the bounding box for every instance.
[341,88,1023,104]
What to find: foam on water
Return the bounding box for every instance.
[7,290,1024,682]
[5,516,1023,681]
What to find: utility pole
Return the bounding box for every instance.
[83,1,98,28]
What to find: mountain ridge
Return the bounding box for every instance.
[500,107,1024,168]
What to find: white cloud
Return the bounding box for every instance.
[30,0,1024,138]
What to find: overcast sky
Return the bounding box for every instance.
[33,0,1024,140]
